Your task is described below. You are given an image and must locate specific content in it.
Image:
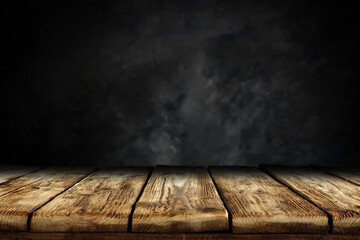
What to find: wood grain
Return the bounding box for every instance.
[132,166,228,233]
[209,167,328,233]
[0,167,93,231]
[31,167,151,232]
[318,167,360,186]
[262,166,360,234]
[1,233,359,240]
[0,165,39,185]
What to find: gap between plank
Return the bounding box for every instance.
[127,167,154,233]
[26,167,100,232]
[258,165,333,234]
[312,165,360,187]
[206,166,233,233]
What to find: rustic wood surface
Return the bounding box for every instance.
[1,233,359,240]
[261,166,360,234]
[132,166,229,233]
[209,167,329,233]
[0,165,39,185]
[0,165,360,237]
[318,167,360,186]
[31,167,151,232]
[0,167,93,231]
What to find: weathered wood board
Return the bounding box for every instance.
[0,165,39,185]
[1,232,359,240]
[132,166,229,233]
[31,167,151,232]
[262,166,360,234]
[209,167,329,233]
[318,167,360,186]
[0,167,93,231]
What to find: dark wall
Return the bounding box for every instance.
[3,0,360,166]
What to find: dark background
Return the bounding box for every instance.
[2,0,360,166]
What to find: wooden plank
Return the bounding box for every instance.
[318,167,360,186]
[209,167,328,233]
[31,167,151,232]
[132,166,228,233]
[261,166,360,234]
[0,167,93,231]
[0,165,39,184]
[1,233,359,240]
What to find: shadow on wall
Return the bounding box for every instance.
[3,0,360,166]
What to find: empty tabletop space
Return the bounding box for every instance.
[318,167,360,186]
[262,166,360,234]
[0,165,359,238]
[1,232,360,240]
[0,165,39,185]
[209,167,328,233]
[132,166,229,233]
[0,167,93,231]
[31,167,151,232]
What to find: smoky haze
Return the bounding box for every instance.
[3,0,360,166]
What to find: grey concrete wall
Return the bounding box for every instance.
[3,0,360,166]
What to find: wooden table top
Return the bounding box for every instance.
[0,165,359,240]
